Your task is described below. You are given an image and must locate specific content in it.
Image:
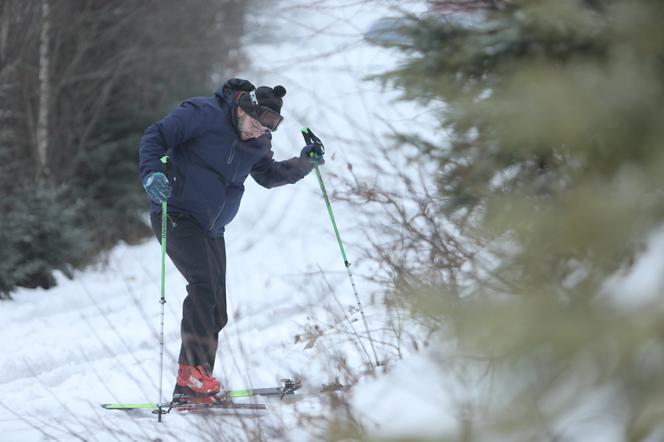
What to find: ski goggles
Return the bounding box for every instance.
[237,91,284,132]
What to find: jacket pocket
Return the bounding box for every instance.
[221,184,244,224]
[167,160,186,197]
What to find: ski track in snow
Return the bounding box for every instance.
[0,1,446,441]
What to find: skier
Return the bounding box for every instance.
[138,78,324,403]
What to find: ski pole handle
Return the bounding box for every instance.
[301,128,325,161]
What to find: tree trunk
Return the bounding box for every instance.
[36,0,50,178]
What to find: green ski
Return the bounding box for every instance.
[101,401,267,413]
[101,379,304,412]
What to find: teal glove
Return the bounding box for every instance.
[143,172,171,204]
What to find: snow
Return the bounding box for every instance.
[3,0,664,440]
[353,352,458,438]
[0,1,445,440]
[603,228,664,310]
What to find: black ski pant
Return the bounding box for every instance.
[150,212,228,371]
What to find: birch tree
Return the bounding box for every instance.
[36,0,50,178]
[0,0,255,296]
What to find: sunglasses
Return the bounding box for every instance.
[238,91,284,132]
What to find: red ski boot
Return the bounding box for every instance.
[175,364,221,396]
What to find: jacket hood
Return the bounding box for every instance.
[215,78,257,105]
[215,82,235,105]
[215,80,248,133]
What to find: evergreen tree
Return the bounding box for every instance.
[0,144,88,297]
[368,0,664,438]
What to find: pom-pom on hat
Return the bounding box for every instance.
[254,85,287,114]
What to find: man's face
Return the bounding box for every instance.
[237,106,267,140]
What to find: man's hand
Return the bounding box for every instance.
[301,144,325,165]
[143,172,172,204]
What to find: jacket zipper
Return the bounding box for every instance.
[227,139,237,164]
[210,136,245,233]
[210,139,239,233]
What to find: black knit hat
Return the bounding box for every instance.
[253,85,287,114]
[236,84,287,131]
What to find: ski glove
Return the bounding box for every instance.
[301,144,325,165]
[143,172,172,204]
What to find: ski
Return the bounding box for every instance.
[167,400,267,413]
[216,378,344,400]
[101,399,266,414]
[101,378,344,414]
[219,378,303,400]
[101,378,305,413]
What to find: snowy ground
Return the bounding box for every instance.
[0,1,454,441]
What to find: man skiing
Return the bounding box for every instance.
[138,78,324,403]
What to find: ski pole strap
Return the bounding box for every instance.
[301,127,325,164]
[160,154,169,174]
[301,127,324,148]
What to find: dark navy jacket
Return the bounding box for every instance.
[139,80,313,236]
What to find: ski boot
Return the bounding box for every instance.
[172,364,222,405]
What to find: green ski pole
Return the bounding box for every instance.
[157,155,169,421]
[301,128,380,369]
